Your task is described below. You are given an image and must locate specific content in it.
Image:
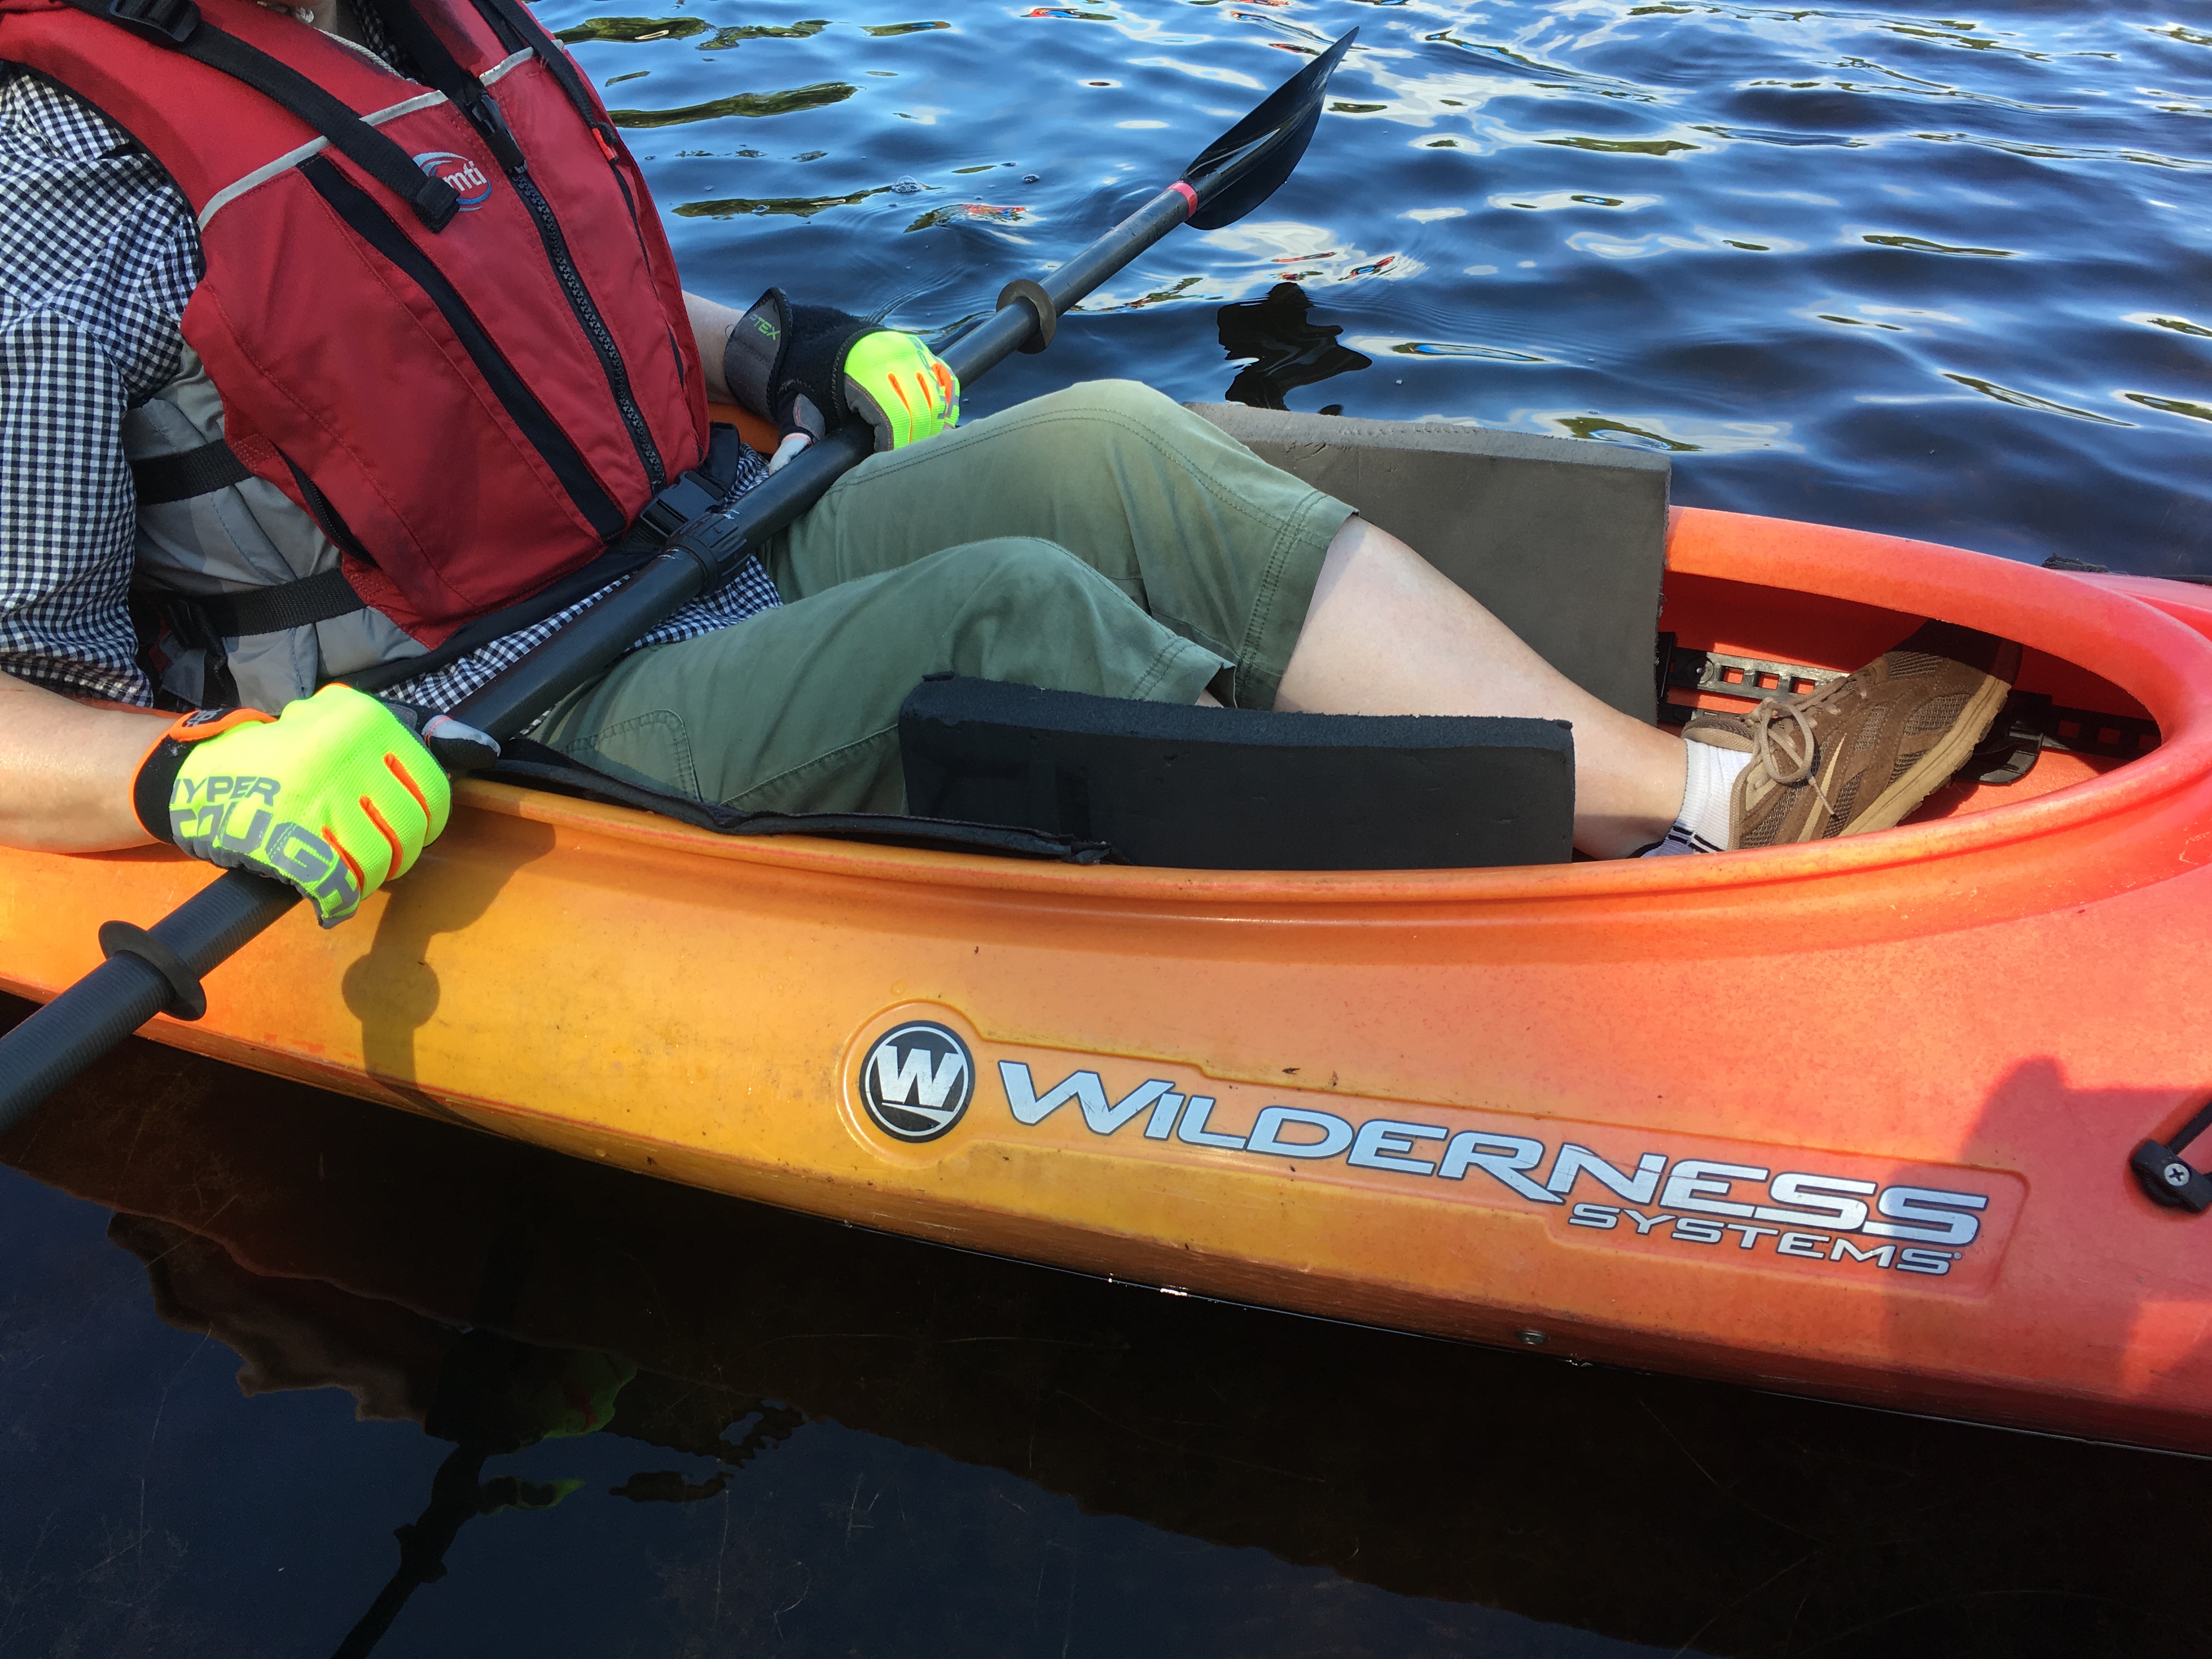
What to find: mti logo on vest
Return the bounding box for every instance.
[413,151,494,211]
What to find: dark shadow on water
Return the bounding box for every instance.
[1217,281,1371,413]
[2,1009,2209,1657]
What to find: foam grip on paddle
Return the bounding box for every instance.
[0,868,299,1134]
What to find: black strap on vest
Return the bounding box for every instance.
[150,567,365,648]
[77,0,459,230]
[354,0,522,170]
[129,439,251,505]
[146,426,745,672]
[465,0,622,153]
[190,567,364,637]
[131,385,746,673]
[129,439,366,642]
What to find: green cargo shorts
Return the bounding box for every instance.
[532,380,1353,815]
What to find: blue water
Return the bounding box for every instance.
[601,0,2211,571]
[5,2,2212,1655]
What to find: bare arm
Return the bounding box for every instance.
[684,289,747,405]
[0,672,168,851]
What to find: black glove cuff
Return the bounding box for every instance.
[725,288,874,439]
[781,304,868,430]
[723,289,794,419]
[133,704,257,844]
[133,737,189,845]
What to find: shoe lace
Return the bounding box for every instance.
[1749,693,1842,822]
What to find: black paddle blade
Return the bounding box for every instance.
[1179,28,1356,231]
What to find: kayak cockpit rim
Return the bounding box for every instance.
[442,506,2212,909]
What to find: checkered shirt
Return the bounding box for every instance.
[0,61,779,717]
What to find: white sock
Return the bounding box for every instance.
[1641,738,1750,856]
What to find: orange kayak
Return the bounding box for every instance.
[2,467,2208,1452]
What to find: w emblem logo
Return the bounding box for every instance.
[859,1022,974,1142]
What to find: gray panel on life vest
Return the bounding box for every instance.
[125,347,423,710]
[1186,403,1667,723]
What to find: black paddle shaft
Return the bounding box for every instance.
[0,30,1357,1133]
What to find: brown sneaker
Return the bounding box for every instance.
[1684,621,2023,848]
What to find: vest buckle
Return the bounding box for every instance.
[108,0,200,45]
[635,470,725,543]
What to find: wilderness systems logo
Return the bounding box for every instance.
[997,1061,2009,1282]
[413,150,494,211]
[860,1023,974,1142]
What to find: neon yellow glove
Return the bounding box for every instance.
[132,684,450,927]
[840,329,960,452]
[722,288,960,468]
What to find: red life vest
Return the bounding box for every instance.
[0,0,707,646]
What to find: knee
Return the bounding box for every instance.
[1057,378,1185,425]
[1011,377,1204,443]
[939,537,1102,610]
[1012,378,1229,470]
[923,538,1201,699]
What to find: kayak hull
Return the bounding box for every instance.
[4,505,2210,1452]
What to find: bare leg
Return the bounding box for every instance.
[1273,516,1685,859]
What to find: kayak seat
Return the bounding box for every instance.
[888,407,1663,868]
[899,675,1574,870]
[1187,403,1669,724]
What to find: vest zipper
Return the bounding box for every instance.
[509,165,667,493]
[465,94,667,495]
[302,155,629,540]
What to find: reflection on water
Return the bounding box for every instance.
[3,1005,2209,1657]
[604,82,857,127]
[1216,281,1370,409]
[674,187,892,221]
[592,0,2207,571]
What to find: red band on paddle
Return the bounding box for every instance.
[1168,180,1198,213]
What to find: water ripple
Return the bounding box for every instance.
[607,82,855,128]
[546,0,2212,573]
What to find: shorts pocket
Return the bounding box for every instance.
[557,708,701,801]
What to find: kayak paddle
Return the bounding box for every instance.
[0,27,1358,1128]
